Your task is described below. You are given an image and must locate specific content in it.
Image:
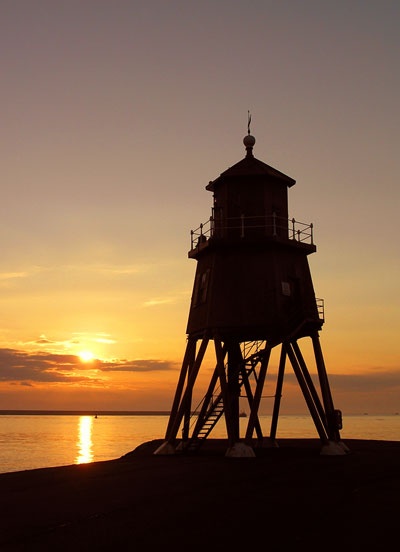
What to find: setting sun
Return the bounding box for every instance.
[78,351,95,363]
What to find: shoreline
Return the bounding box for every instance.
[1,438,399,550]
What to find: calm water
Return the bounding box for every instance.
[0,413,399,474]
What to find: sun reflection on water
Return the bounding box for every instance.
[76,416,93,464]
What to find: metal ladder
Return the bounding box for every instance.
[182,346,265,452]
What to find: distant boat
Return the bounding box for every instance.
[239,411,247,418]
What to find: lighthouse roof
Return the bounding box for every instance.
[206,130,296,191]
[206,154,296,191]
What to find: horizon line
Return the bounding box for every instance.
[0,409,171,416]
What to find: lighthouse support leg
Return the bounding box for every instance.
[244,345,272,445]
[270,345,287,442]
[291,339,329,427]
[154,336,209,455]
[164,337,196,440]
[287,335,349,455]
[311,332,347,449]
[285,341,329,442]
[240,360,264,442]
[227,340,243,443]
[215,338,255,457]
[214,338,235,445]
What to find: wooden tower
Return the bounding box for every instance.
[156,121,348,457]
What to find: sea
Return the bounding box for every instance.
[0,411,399,474]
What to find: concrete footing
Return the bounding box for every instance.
[153,441,176,455]
[320,440,350,456]
[225,442,256,457]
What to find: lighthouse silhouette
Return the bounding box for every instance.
[156,118,348,457]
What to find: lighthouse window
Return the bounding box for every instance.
[193,269,210,306]
[281,281,291,296]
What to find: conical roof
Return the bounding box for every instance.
[206,135,295,191]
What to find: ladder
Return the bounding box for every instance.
[182,346,265,452]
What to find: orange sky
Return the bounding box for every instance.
[0,1,399,415]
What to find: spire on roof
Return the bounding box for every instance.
[243,110,256,157]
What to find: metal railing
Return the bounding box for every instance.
[190,217,213,248]
[288,217,314,243]
[190,213,314,250]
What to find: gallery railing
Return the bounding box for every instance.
[190,213,314,250]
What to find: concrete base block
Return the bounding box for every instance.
[225,442,256,458]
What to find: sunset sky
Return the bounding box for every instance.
[0,1,399,415]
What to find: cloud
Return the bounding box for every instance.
[1,346,397,399]
[72,332,116,345]
[0,349,89,383]
[34,335,55,345]
[0,348,177,385]
[143,297,175,307]
[22,333,117,353]
[329,370,400,392]
[0,271,28,280]
[280,369,400,393]
[100,359,176,372]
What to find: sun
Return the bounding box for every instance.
[78,351,95,363]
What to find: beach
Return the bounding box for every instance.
[0,438,399,551]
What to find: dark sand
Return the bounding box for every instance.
[0,438,399,551]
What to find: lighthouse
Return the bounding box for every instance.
[156,120,348,457]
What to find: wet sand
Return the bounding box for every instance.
[0,438,399,551]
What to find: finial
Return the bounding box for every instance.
[243,110,255,156]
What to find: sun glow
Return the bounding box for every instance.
[78,351,95,362]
